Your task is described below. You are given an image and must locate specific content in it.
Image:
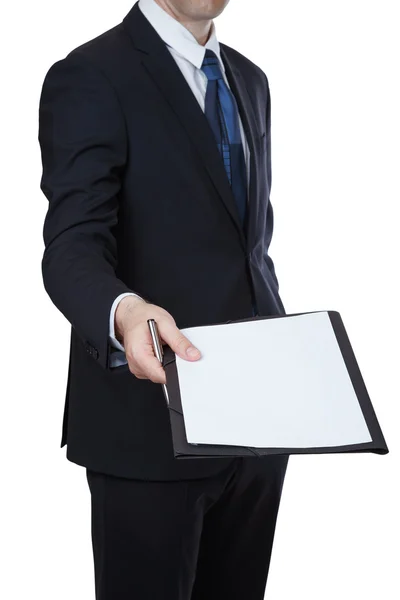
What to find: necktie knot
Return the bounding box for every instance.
[201,49,223,81]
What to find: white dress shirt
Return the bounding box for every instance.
[108,0,250,365]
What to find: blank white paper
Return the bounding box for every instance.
[175,311,372,448]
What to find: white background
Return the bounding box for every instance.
[1,0,399,598]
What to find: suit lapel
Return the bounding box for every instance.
[219,45,262,247]
[122,3,261,252]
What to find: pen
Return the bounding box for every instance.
[147,318,169,405]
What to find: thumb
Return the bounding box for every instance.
[159,321,201,361]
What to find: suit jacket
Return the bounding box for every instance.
[38,1,286,480]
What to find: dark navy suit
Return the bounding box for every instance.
[39,3,289,596]
[39,1,286,481]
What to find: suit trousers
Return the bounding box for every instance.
[86,454,289,600]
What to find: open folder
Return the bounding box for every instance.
[162,311,388,459]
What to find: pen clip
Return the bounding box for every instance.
[147,318,164,363]
[147,318,169,405]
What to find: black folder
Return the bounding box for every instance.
[162,311,389,459]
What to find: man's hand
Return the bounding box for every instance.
[115,296,201,384]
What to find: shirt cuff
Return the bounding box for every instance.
[108,292,143,352]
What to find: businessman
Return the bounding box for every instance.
[38,0,289,598]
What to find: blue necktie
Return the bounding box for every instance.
[201,49,248,228]
[201,49,257,316]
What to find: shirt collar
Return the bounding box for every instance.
[138,0,225,71]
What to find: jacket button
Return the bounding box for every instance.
[84,341,99,360]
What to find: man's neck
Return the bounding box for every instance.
[153,0,213,45]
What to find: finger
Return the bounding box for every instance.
[158,320,201,361]
[134,346,167,384]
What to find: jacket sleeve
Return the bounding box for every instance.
[263,73,280,291]
[38,51,134,369]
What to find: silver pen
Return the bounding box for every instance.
[147,318,169,405]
